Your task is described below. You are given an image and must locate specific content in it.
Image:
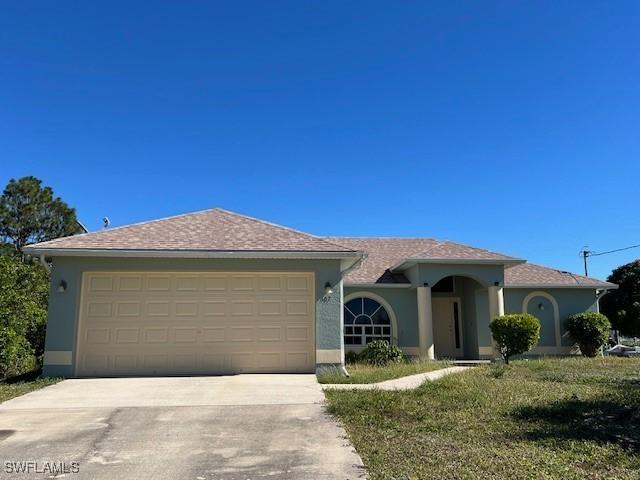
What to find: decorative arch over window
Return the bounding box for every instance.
[522,291,561,347]
[343,292,397,346]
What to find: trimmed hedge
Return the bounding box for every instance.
[490,314,541,364]
[566,312,610,357]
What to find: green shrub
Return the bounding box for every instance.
[345,350,361,364]
[0,326,37,379]
[0,256,49,360]
[360,340,403,366]
[566,312,610,357]
[490,314,541,364]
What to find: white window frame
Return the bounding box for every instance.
[343,291,399,349]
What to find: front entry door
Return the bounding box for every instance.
[432,298,464,359]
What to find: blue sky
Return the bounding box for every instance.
[1,1,638,280]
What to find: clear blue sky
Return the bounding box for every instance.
[1,1,638,280]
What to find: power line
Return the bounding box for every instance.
[579,243,640,276]
[589,244,640,257]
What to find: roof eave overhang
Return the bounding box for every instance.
[505,283,618,290]
[390,258,526,271]
[23,247,364,261]
[344,282,412,289]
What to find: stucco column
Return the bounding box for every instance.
[417,286,435,360]
[488,286,505,321]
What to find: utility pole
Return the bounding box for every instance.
[579,244,640,277]
[579,248,592,276]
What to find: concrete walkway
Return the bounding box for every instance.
[322,366,470,390]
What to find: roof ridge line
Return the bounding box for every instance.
[436,239,520,260]
[213,208,357,252]
[325,236,439,241]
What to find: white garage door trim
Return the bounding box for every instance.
[74,271,316,377]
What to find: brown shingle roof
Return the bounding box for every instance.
[327,238,439,284]
[25,208,615,289]
[24,208,355,253]
[406,241,520,262]
[328,237,520,284]
[330,238,613,288]
[504,262,615,288]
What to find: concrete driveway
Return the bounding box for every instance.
[0,375,364,479]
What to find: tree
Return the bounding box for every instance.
[600,260,640,336]
[0,255,48,377]
[490,314,541,364]
[0,176,84,257]
[565,312,610,357]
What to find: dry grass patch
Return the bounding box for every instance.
[325,357,640,479]
[0,376,60,403]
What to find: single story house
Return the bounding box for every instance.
[24,208,616,378]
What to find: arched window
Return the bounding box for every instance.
[344,296,392,345]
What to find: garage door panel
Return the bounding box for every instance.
[286,352,311,369]
[202,327,225,343]
[258,326,282,341]
[146,301,170,316]
[114,328,139,344]
[286,326,311,342]
[86,328,110,344]
[258,276,281,291]
[147,276,171,291]
[202,301,225,316]
[89,276,114,292]
[144,328,169,343]
[201,353,225,370]
[174,327,198,343]
[258,300,282,315]
[76,272,315,376]
[116,302,141,317]
[286,276,310,291]
[230,300,254,316]
[175,301,198,316]
[258,352,282,369]
[203,276,228,291]
[114,355,138,370]
[230,276,255,291]
[229,327,253,342]
[143,354,168,370]
[87,302,112,318]
[118,276,143,292]
[286,300,310,316]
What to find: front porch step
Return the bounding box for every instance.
[452,360,492,366]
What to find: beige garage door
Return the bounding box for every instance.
[75,272,315,377]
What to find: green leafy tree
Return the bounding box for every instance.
[600,260,640,336]
[565,312,611,357]
[0,176,84,257]
[0,255,48,377]
[490,314,541,364]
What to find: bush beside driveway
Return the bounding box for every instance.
[325,357,640,480]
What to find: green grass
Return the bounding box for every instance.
[325,357,640,479]
[317,359,449,384]
[0,376,60,403]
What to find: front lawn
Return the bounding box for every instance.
[317,359,449,384]
[325,357,640,479]
[0,376,59,403]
